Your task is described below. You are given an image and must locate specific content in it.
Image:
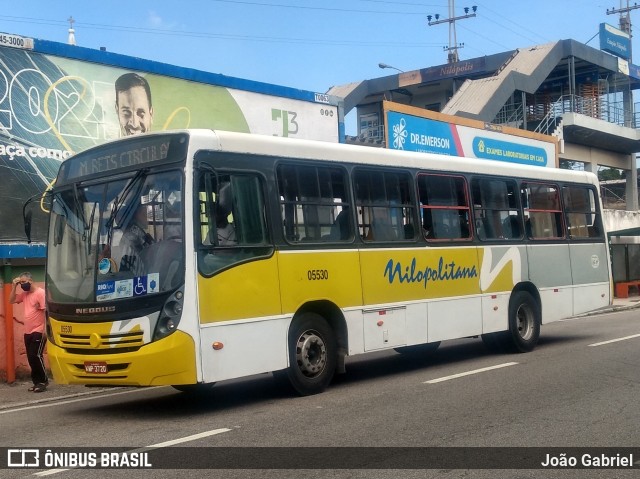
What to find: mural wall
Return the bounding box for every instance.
[0,35,341,243]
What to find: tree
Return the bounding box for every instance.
[597,167,623,181]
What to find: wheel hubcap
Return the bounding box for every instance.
[296,330,327,378]
[516,304,534,340]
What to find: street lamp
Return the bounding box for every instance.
[378,63,404,73]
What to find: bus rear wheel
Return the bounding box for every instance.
[280,313,337,396]
[507,291,540,353]
[482,291,540,353]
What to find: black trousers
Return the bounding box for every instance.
[24,332,47,385]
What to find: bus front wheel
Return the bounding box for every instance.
[281,313,337,396]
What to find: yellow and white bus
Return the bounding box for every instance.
[44,129,611,395]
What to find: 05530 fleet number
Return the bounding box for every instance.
[307,269,329,281]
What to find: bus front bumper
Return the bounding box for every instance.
[47,330,197,387]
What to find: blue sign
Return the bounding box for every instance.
[629,63,640,80]
[386,111,550,166]
[472,137,547,167]
[133,276,148,296]
[600,23,631,60]
[386,112,460,155]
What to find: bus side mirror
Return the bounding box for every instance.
[24,210,32,243]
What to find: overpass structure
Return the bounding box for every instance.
[328,38,640,234]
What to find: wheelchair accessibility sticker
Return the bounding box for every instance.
[96,273,160,301]
[133,273,160,296]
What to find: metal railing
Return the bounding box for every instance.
[494,94,640,136]
[358,95,640,141]
[493,105,524,128]
[532,94,640,135]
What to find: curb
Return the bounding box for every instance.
[576,300,640,317]
[0,384,127,411]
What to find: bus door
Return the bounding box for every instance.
[522,182,573,321]
[563,185,611,314]
[420,174,481,343]
[195,170,283,382]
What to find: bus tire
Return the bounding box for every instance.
[394,341,440,357]
[507,291,540,353]
[282,313,337,396]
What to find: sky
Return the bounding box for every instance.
[0,1,636,134]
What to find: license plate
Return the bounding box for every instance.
[84,361,108,374]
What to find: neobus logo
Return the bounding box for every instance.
[75,306,116,314]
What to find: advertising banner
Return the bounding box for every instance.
[0,37,340,244]
[385,106,556,169]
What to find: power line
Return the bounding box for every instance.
[473,1,548,44]
[0,14,443,48]
[206,0,429,15]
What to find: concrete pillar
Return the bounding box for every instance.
[626,154,638,211]
[2,263,15,383]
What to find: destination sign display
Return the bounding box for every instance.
[57,134,188,185]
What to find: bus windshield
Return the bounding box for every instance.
[46,169,184,304]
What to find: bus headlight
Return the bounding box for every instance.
[153,287,185,341]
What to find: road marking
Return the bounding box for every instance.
[424,362,519,384]
[148,429,232,448]
[588,333,640,347]
[33,428,232,476]
[0,387,155,415]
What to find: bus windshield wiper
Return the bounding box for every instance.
[86,201,97,255]
[73,183,88,239]
[105,168,149,231]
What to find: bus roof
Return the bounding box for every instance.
[185,129,599,186]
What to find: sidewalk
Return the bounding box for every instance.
[0,380,119,411]
[1,296,639,410]
[604,295,640,312]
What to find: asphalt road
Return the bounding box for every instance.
[1,308,640,479]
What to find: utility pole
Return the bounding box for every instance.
[606,2,639,208]
[427,1,477,63]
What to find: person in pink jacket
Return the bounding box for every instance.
[10,272,48,392]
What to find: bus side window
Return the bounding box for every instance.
[563,185,602,239]
[277,163,352,243]
[197,172,271,275]
[355,168,415,242]
[472,177,521,241]
[521,182,564,239]
[418,173,471,241]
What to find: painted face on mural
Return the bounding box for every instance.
[116,85,154,136]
